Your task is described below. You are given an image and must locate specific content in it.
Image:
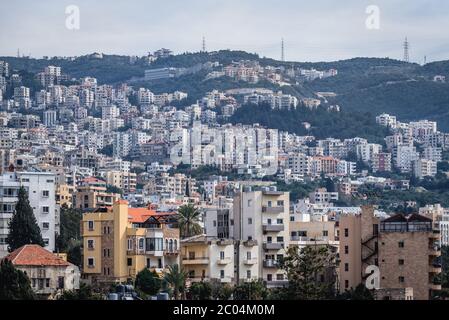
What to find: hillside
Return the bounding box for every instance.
[2,50,449,131]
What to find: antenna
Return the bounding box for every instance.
[202,36,206,52]
[403,37,410,63]
[17,48,20,58]
[281,38,285,62]
[424,55,427,65]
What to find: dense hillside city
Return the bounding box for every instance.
[1,48,449,301]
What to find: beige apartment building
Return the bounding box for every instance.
[339,206,441,300]
[81,200,180,286]
[233,187,290,287]
[102,170,137,193]
[75,177,120,210]
[181,235,235,284]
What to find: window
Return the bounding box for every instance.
[399,276,405,283]
[267,274,272,281]
[276,236,284,242]
[277,200,284,207]
[88,221,94,231]
[139,238,145,250]
[42,206,50,214]
[345,263,349,272]
[247,270,251,279]
[276,274,284,281]
[58,277,64,289]
[213,220,217,227]
[247,199,252,207]
[45,279,50,287]
[323,230,328,237]
[399,259,405,266]
[246,251,251,260]
[127,239,133,251]
[277,218,283,224]
[87,258,95,267]
[248,218,252,225]
[127,258,132,266]
[220,270,225,279]
[42,222,50,230]
[145,238,164,251]
[87,239,94,250]
[345,280,349,289]
[42,190,50,197]
[290,216,295,222]
[103,249,107,257]
[220,251,225,260]
[344,228,349,237]
[43,238,49,246]
[398,241,404,248]
[267,201,272,207]
[344,246,349,254]
[146,258,151,268]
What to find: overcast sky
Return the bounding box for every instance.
[1,0,449,63]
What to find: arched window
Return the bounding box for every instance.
[165,239,169,251]
[174,240,178,251]
[169,239,173,252]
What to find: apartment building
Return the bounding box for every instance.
[371,152,392,173]
[339,206,441,300]
[181,235,235,284]
[75,177,120,210]
[0,171,57,257]
[233,187,289,287]
[81,200,179,286]
[309,188,339,205]
[102,171,137,193]
[379,214,441,300]
[413,159,437,179]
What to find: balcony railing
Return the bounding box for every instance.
[182,257,209,265]
[263,259,279,268]
[262,206,284,214]
[262,224,284,232]
[243,258,257,265]
[217,257,232,265]
[263,242,284,250]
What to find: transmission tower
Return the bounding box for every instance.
[202,36,206,52]
[403,37,410,63]
[281,38,285,62]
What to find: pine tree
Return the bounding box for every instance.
[6,187,44,252]
[0,259,35,300]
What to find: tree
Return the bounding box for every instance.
[337,284,374,300]
[6,187,44,252]
[233,280,267,300]
[58,283,103,300]
[56,205,82,253]
[135,269,161,296]
[280,245,337,300]
[177,204,203,238]
[210,280,233,300]
[189,281,212,300]
[163,264,188,300]
[0,259,35,300]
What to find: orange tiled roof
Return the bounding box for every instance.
[4,245,70,267]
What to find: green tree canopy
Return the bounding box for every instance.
[163,264,188,300]
[135,269,161,296]
[6,187,44,252]
[0,259,35,300]
[233,280,268,300]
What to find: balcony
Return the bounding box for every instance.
[182,257,209,265]
[430,230,440,239]
[263,259,279,268]
[429,283,442,290]
[429,265,442,273]
[429,246,440,257]
[262,206,284,214]
[263,242,284,250]
[262,224,284,232]
[242,240,258,247]
[217,257,232,265]
[243,258,257,265]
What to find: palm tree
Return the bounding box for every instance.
[177,204,202,238]
[163,264,188,300]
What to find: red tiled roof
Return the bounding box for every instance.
[4,245,70,267]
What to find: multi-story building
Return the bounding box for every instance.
[82,200,179,286]
[181,235,235,284]
[0,171,57,257]
[379,213,441,300]
[74,177,120,210]
[413,159,437,179]
[371,153,392,173]
[233,187,290,287]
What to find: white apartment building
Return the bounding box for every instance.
[43,110,57,127]
[0,171,57,257]
[440,210,449,246]
[376,113,397,128]
[101,105,120,120]
[393,144,419,173]
[409,120,437,141]
[286,153,311,176]
[422,147,442,162]
[309,188,339,204]
[233,188,290,287]
[413,159,437,179]
[356,143,382,164]
[337,160,356,176]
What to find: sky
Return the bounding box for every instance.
[1,0,449,63]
